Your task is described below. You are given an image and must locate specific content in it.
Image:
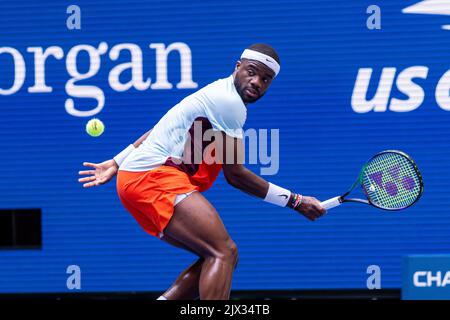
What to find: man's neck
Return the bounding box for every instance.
[231,73,248,106]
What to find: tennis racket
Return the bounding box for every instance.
[320,150,423,211]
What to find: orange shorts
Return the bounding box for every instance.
[116,166,200,238]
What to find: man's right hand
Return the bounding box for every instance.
[295,196,327,221]
[78,159,119,188]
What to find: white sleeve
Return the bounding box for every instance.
[200,76,247,139]
[206,100,246,139]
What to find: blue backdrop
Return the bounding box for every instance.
[0,0,449,293]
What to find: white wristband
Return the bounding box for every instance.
[113,144,135,167]
[264,182,291,207]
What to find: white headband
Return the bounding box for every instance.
[240,49,280,77]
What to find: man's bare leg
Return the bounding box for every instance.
[162,192,238,300]
[160,257,204,300]
[159,234,204,300]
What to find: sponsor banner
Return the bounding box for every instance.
[402,255,450,300]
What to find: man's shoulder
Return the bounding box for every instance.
[200,75,233,93]
[202,75,244,108]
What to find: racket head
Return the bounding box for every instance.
[358,150,424,211]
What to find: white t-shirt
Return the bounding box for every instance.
[120,75,247,172]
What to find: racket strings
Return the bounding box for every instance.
[367,156,419,208]
[365,154,421,208]
[362,152,422,209]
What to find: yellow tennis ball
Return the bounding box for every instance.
[86,118,105,137]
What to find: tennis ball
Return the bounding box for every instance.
[369,185,376,192]
[86,118,105,137]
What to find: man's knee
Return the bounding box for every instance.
[221,240,239,266]
[202,239,238,267]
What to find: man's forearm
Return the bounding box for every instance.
[225,165,297,209]
[133,129,153,148]
[113,129,153,168]
[225,166,269,199]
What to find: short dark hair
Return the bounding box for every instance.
[247,43,280,65]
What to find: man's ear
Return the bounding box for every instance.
[235,60,241,70]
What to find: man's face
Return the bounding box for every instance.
[233,59,275,104]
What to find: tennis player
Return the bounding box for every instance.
[78,44,326,300]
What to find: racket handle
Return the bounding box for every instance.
[320,196,342,210]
